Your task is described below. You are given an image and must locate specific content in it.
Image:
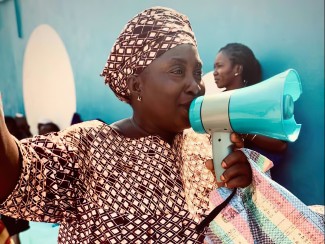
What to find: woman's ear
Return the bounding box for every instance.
[127,75,141,93]
[234,64,243,75]
[127,75,142,103]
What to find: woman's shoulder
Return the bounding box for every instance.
[59,120,113,138]
[182,128,211,145]
[68,119,108,130]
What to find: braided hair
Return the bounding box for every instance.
[219,43,262,86]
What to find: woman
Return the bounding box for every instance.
[0,7,251,243]
[213,43,287,165]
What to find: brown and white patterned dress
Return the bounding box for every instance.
[0,120,215,243]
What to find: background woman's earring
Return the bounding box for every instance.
[137,95,142,102]
[234,72,239,76]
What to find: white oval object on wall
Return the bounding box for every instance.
[23,24,76,135]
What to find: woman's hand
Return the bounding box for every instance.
[0,93,21,201]
[205,132,252,188]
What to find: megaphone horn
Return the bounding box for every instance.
[189,69,302,182]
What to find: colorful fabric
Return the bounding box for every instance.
[204,149,325,243]
[0,121,205,243]
[101,6,197,103]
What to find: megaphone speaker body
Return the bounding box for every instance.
[189,69,302,182]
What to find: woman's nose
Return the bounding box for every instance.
[213,69,218,77]
[187,78,204,96]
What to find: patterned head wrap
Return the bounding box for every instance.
[101,6,197,103]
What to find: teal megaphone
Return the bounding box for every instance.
[189,69,302,182]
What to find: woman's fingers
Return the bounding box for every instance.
[222,163,252,188]
[205,143,252,189]
[230,133,244,149]
[205,159,214,171]
[205,159,226,187]
[221,150,252,188]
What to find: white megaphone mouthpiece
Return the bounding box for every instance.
[189,69,302,182]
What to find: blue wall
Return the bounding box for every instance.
[0,0,324,205]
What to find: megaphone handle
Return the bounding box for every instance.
[212,131,232,183]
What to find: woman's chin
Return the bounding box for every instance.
[179,115,191,132]
[215,82,224,89]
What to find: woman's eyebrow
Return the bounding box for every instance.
[170,57,203,67]
[170,57,187,64]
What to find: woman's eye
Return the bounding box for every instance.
[195,70,202,78]
[171,68,183,75]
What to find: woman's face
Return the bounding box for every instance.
[136,44,205,135]
[213,51,241,90]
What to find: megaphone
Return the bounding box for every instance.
[189,69,302,182]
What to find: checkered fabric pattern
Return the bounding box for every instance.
[101,6,197,102]
[0,121,207,243]
[179,129,216,223]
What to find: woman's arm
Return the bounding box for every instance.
[0,98,21,202]
[244,134,287,153]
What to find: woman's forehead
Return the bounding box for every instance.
[156,44,202,64]
[215,51,230,63]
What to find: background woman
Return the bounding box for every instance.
[213,43,287,166]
